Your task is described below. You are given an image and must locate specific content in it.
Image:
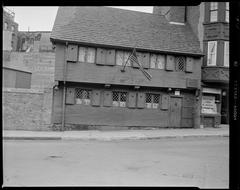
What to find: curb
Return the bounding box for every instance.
[3,137,62,140]
[3,134,229,141]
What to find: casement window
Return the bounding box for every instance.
[78,46,96,63]
[224,41,229,67]
[145,93,160,109]
[11,26,15,31]
[150,54,165,69]
[175,56,186,71]
[210,2,218,22]
[225,2,229,22]
[116,51,131,66]
[207,41,217,66]
[75,88,91,105]
[112,91,127,107]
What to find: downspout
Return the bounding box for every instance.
[61,41,68,131]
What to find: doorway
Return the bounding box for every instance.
[169,97,182,127]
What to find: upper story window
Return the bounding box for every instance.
[112,91,127,107]
[78,47,96,63]
[116,51,131,66]
[175,56,186,71]
[150,54,165,69]
[4,22,8,30]
[207,41,217,66]
[225,2,229,22]
[11,25,15,31]
[75,88,91,105]
[146,93,160,109]
[224,41,229,67]
[210,2,218,22]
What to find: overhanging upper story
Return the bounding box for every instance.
[51,6,204,89]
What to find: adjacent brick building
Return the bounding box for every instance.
[154,2,229,127]
[50,7,203,130]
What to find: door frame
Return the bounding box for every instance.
[169,95,183,127]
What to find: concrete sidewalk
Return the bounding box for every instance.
[3,125,229,141]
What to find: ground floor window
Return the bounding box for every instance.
[145,93,160,109]
[112,91,127,107]
[75,88,91,105]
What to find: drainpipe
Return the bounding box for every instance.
[61,41,68,131]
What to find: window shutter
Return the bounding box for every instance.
[142,53,150,69]
[128,92,136,108]
[137,92,145,108]
[161,94,169,110]
[103,90,112,107]
[106,49,115,65]
[186,57,194,73]
[96,48,106,65]
[66,88,75,105]
[91,90,101,106]
[166,55,175,71]
[67,44,78,62]
[132,52,141,68]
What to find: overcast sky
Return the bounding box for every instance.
[5,6,153,31]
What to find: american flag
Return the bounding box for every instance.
[128,48,152,80]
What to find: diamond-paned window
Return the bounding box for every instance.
[75,88,91,105]
[112,91,127,107]
[175,56,186,72]
[145,93,160,109]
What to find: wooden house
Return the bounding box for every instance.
[50,7,203,130]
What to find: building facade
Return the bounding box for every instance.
[3,7,19,51]
[153,2,229,127]
[51,7,203,130]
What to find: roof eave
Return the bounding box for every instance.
[50,37,204,57]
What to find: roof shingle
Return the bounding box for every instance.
[51,6,202,56]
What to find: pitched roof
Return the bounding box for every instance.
[51,6,202,56]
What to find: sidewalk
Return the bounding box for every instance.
[3,125,229,141]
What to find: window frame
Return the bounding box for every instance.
[78,46,96,63]
[225,2,229,22]
[112,91,128,107]
[150,54,165,70]
[210,2,218,22]
[224,41,229,67]
[207,41,217,66]
[75,88,92,105]
[116,50,131,66]
[175,56,186,72]
[145,93,161,109]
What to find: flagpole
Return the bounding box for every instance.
[121,43,138,72]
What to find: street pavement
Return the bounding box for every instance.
[3,137,229,188]
[3,125,229,141]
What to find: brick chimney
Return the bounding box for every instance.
[153,6,186,24]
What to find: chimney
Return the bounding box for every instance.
[153,6,186,25]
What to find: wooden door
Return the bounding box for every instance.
[169,97,182,127]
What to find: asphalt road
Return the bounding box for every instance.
[3,137,229,188]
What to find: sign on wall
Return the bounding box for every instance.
[201,95,217,114]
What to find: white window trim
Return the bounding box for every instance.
[225,2,229,22]
[207,41,217,66]
[224,41,229,67]
[210,2,218,22]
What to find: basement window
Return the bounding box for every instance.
[145,93,160,109]
[112,91,127,107]
[75,88,91,105]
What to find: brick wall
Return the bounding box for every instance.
[3,88,53,131]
